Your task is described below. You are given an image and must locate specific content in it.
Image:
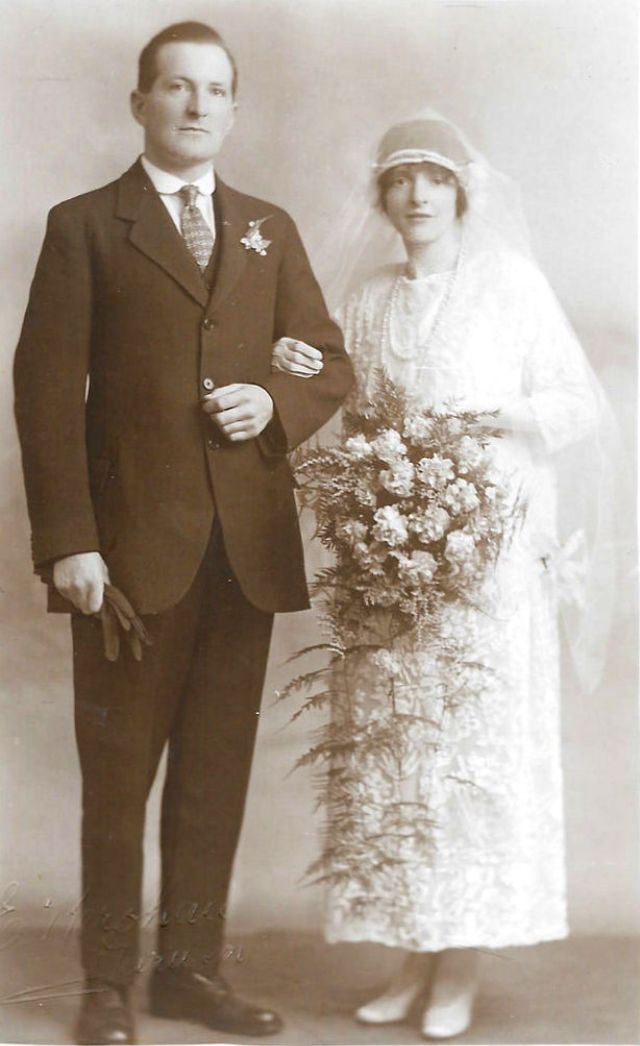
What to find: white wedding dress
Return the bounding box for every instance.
[323,247,600,951]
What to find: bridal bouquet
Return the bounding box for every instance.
[280,371,523,890]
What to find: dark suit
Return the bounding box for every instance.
[14,160,352,983]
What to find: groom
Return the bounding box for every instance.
[14,20,351,1044]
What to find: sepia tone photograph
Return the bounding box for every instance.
[0,0,637,1043]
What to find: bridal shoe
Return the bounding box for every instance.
[355,984,424,1025]
[421,996,474,1039]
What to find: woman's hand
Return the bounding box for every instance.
[271,337,323,378]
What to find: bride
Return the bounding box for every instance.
[273,114,612,1039]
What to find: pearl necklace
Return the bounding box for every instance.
[381,237,466,363]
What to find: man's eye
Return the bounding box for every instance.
[168,82,185,92]
[210,86,227,96]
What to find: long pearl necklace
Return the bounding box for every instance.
[381,236,466,363]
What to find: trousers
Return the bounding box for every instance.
[71,529,274,985]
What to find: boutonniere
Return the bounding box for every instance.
[240,217,272,256]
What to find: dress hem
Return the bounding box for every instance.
[323,925,570,952]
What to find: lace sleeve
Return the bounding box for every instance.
[520,267,601,454]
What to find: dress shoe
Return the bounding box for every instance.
[74,979,135,1045]
[149,967,283,1037]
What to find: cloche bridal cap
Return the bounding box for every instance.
[373,117,472,177]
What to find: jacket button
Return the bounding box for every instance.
[203,318,216,330]
[207,437,220,450]
[202,377,214,391]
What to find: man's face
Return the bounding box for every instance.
[131,41,236,176]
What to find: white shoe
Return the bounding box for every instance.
[421,948,478,1039]
[356,952,433,1026]
[356,985,422,1025]
[421,998,473,1039]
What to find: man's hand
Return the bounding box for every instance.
[201,383,274,441]
[271,337,323,378]
[53,551,110,615]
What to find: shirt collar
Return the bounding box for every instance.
[140,155,216,196]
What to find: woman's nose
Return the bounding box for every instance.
[410,174,432,204]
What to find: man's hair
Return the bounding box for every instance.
[137,21,238,97]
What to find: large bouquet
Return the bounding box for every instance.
[281,372,523,891]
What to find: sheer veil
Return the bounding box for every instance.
[312,108,619,694]
[312,107,531,311]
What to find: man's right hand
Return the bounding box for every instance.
[53,552,110,614]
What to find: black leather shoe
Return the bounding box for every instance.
[149,968,283,1037]
[74,979,136,1044]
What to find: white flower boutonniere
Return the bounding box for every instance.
[240,217,272,256]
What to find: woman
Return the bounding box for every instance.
[273,115,612,1038]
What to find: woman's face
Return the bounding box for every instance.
[382,163,459,247]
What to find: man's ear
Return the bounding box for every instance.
[130,89,146,127]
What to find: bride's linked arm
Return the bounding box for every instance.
[272,336,324,378]
[497,267,601,452]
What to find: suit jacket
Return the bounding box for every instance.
[14,160,353,614]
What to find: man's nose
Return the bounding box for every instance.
[187,89,209,117]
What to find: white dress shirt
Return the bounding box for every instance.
[140,156,216,241]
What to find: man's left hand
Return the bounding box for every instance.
[201,383,274,441]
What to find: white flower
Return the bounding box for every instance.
[416,455,456,490]
[445,530,477,566]
[379,459,415,498]
[335,519,368,546]
[344,434,373,459]
[403,413,434,442]
[408,505,451,543]
[443,478,480,515]
[352,540,387,575]
[352,480,377,508]
[396,550,438,585]
[371,429,407,463]
[372,505,409,546]
[456,435,487,474]
[240,217,272,255]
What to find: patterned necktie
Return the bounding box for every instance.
[179,184,214,271]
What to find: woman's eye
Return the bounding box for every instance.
[210,86,227,97]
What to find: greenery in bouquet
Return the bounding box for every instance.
[280,371,524,893]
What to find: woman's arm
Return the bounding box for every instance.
[500,264,602,452]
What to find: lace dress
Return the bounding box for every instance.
[324,249,600,951]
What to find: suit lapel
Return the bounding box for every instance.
[206,178,248,316]
[116,161,209,308]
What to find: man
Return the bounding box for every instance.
[14,21,352,1045]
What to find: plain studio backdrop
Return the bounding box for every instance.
[0,0,637,967]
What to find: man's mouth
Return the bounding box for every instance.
[178,126,209,134]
